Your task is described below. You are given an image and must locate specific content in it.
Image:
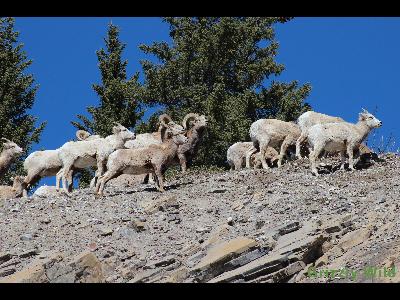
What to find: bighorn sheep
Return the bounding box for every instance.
[0,138,23,179]
[295,111,345,159]
[227,142,278,170]
[307,109,382,176]
[0,176,25,199]
[76,130,101,141]
[23,130,102,193]
[57,123,135,193]
[245,119,301,169]
[176,113,207,173]
[95,120,188,197]
[125,113,207,173]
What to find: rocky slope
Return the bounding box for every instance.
[1,153,400,283]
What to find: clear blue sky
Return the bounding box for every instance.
[13,17,400,187]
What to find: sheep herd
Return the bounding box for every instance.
[0,108,382,199]
[0,113,207,198]
[227,109,382,175]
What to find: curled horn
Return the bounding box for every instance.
[76,130,91,141]
[1,137,11,143]
[159,114,172,128]
[182,113,199,129]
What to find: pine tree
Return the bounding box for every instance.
[71,22,143,187]
[139,17,311,167]
[0,17,46,184]
[72,23,143,137]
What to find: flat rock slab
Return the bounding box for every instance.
[192,237,258,273]
[208,228,325,283]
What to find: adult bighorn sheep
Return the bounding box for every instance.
[245,119,301,170]
[95,119,188,196]
[307,109,382,176]
[57,123,135,193]
[125,113,207,173]
[295,111,345,159]
[0,138,23,179]
[23,130,101,194]
[176,113,207,173]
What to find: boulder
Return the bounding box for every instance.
[69,251,104,283]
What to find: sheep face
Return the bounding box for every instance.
[1,139,23,157]
[359,111,382,129]
[164,123,189,145]
[112,124,136,141]
[12,176,26,193]
[193,115,207,129]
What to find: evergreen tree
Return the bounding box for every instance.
[0,17,46,184]
[72,23,143,136]
[140,17,311,167]
[71,22,143,187]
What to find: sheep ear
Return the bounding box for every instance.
[76,130,90,141]
[112,126,121,134]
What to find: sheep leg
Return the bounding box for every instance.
[347,144,355,170]
[148,173,155,184]
[93,159,105,189]
[178,153,187,173]
[56,169,62,190]
[154,167,165,192]
[90,177,97,189]
[67,169,74,192]
[61,163,73,193]
[296,132,307,159]
[245,146,258,169]
[310,143,324,176]
[340,150,346,170]
[278,137,291,168]
[95,170,121,197]
[259,140,271,170]
[234,158,242,170]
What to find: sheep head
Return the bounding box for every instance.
[1,138,23,157]
[182,113,207,130]
[358,109,382,129]
[160,120,188,145]
[12,175,26,193]
[76,130,91,141]
[112,123,136,141]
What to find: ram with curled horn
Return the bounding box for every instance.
[174,112,208,173]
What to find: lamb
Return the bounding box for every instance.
[0,176,25,200]
[95,120,188,197]
[295,111,345,159]
[23,130,102,193]
[245,119,301,170]
[57,123,135,193]
[307,109,382,176]
[227,142,278,170]
[0,138,23,179]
